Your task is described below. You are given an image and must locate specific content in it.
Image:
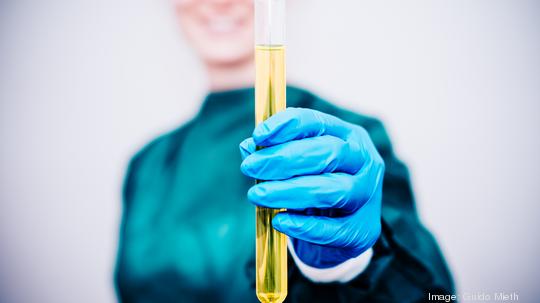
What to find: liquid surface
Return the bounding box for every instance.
[255,45,286,124]
[255,45,287,303]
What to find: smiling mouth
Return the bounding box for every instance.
[205,17,243,34]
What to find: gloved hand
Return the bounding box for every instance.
[239,107,385,269]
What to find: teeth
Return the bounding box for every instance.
[208,19,237,33]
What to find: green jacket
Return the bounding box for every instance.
[115,86,454,303]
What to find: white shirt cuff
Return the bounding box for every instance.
[288,239,373,283]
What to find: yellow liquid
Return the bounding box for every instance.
[255,45,287,303]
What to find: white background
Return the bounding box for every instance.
[1,0,539,302]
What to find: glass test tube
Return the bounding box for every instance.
[254,1,287,303]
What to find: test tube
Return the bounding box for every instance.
[254,0,287,303]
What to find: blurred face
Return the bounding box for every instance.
[174,0,254,67]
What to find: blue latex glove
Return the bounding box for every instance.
[239,108,385,269]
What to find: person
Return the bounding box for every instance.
[114,0,454,302]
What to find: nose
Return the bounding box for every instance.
[208,0,235,5]
[206,0,246,14]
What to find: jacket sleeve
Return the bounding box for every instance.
[114,124,195,303]
[285,114,455,303]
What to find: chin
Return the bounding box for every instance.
[199,42,254,66]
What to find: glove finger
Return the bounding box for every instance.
[273,206,381,250]
[241,135,365,180]
[239,137,256,160]
[253,108,355,147]
[248,172,377,212]
[272,212,351,247]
